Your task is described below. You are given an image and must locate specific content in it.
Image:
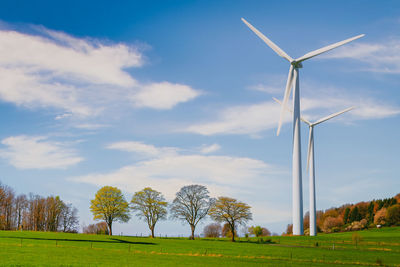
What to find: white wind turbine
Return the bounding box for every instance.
[273,97,354,236]
[242,17,364,235]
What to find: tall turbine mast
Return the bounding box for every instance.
[274,98,354,236]
[242,18,364,235]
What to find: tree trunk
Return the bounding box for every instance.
[190,224,195,240]
[230,224,235,242]
[151,226,155,238]
[108,222,112,236]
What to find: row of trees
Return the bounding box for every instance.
[0,182,79,232]
[203,223,271,239]
[90,185,252,241]
[285,193,400,235]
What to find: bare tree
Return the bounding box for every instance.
[59,203,79,232]
[209,197,252,242]
[203,223,221,238]
[1,185,15,230]
[14,194,27,230]
[45,196,64,232]
[170,185,215,240]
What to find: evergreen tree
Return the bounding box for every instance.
[343,207,351,224]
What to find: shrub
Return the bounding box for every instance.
[203,223,222,238]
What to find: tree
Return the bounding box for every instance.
[349,206,361,223]
[14,194,27,230]
[322,217,343,233]
[131,187,168,238]
[59,203,79,232]
[248,226,271,237]
[90,186,130,235]
[83,222,109,235]
[203,223,222,238]
[170,185,214,240]
[343,207,351,224]
[386,204,400,226]
[209,196,252,242]
[374,208,387,225]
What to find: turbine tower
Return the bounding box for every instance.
[241,18,364,235]
[274,98,354,236]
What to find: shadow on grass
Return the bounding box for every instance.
[1,236,156,245]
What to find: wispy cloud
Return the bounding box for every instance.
[321,38,400,73]
[72,141,290,223]
[0,25,200,118]
[200,143,221,154]
[130,82,200,110]
[0,135,83,169]
[184,90,400,136]
[107,141,179,158]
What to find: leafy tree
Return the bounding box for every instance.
[248,226,271,237]
[386,204,400,226]
[131,187,168,238]
[90,186,130,235]
[209,196,252,242]
[343,207,351,224]
[170,185,214,240]
[374,208,387,225]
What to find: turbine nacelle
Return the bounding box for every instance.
[291,61,303,69]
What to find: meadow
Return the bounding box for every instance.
[0,227,399,266]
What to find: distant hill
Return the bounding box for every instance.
[286,193,400,235]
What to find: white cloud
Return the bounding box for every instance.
[200,143,221,154]
[184,88,400,136]
[184,101,287,135]
[321,39,400,73]
[0,135,83,169]
[130,82,200,109]
[74,124,110,130]
[107,141,179,158]
[0,29,141,86]
[0,26,200,117]
[72,141,289,223]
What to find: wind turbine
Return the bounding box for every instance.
[242,17,364,235]
[273,97,354,236]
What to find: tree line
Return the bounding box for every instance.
[285,193,400,235]
[0,182,79,232]
[89,185,252,242]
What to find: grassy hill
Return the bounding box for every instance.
[0,227,399,266]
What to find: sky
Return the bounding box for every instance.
[0,0,399,236]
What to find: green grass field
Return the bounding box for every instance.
[0,227,399,266]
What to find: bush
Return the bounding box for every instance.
[82,222,109,235]
[203,223,222,238]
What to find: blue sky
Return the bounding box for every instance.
[0,0,399,235]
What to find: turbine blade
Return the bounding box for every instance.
[296,34,365,62]
[307,127,313,172]
[273,97,312,126]
[241,18,293,63]
[313,107,355,126]
[277,65,294,136]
